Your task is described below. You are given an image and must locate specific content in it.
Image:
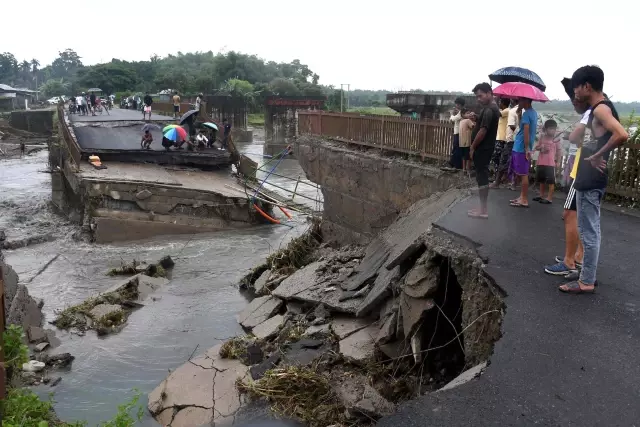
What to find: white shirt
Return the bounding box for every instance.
[450,112,462,135]
[506,106,519,142]
[195,97,201,111]
[196,134,208,144]
[580,110,591,125]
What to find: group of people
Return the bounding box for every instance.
[141,117,232,152]
[70,92,106,116]
[460,65,628,294]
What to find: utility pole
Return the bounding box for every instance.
[340,84,350,113]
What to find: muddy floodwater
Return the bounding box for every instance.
[0,134,320,425]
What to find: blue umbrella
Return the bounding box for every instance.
[489,66,546,91]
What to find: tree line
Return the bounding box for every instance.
[2,49,639,114]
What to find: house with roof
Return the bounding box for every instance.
[0,84,39,110]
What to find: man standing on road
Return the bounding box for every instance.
[468,83,500,219]
[509,98,537,207]
[491,99,520,188]
[449,97,465,170]
[559,66,628,294]
[89,92,97,116]
[491,98,511,175]
[143,92,153,121]
[172,91,181,119]
[222,118,232,149]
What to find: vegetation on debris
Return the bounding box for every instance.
[53,290,133,331]
[219,336,252,360]
[2,387,143,427]
[107,259,166,278]
[3,324,29,372]
[238,366,346,427]
[265,223,322,276]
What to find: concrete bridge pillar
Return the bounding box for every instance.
[264,96,325,158]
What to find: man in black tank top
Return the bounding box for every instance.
[558,66,628,294]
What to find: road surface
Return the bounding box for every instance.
[378,189,640,427]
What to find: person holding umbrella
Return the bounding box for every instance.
[468,82,500,219]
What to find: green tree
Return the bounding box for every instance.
[268,78,301,96]
[51,48,83,79]
[77,62,137,95]
[0,52,18,84]
[39,78,70,97]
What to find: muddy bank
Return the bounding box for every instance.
[148,189,506,426]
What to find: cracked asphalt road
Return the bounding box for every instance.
[378,189,640,427]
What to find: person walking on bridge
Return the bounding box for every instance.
[143,92,153,121]
[468,83,500,219]
[558,66,628,294]
[172,91,181,119]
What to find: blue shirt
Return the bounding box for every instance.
[513,108,538,153]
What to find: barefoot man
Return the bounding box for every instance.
[468,83,500,219]
[559,65,628,294]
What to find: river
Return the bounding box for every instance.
[0,133,320,425]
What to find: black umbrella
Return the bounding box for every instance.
[178,109,199,125]
[489,66,546,91]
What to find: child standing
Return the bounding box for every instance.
[458,110,475,174]
[533,119,561,204]
[141,129,153,149]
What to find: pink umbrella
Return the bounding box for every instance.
[493,82,549,102]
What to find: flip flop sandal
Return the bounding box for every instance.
[510,201,529,208]
[558,281,595,294]
[533,196,542,202]
[539,199,552,204]
[468,210,489,219]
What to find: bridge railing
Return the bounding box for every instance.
[56,105,82,166]
[297,111,453,161]
[298,111,640,199]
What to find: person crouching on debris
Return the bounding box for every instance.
[196,129,208,149]
[141,129,153,149]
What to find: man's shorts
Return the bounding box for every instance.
[144,105,152,113]
[564,179,577,211]
[536,165,555,184]
[474,144,493,188]
[173,105,179,113]
[459,146,470,160]
[510,151,530,177]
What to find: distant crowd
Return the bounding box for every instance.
[69,92,114,116]
[456,65,627,295]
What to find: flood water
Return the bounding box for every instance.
[0,132,321,425]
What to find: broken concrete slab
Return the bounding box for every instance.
[136,274,169,299]
[45,330,61,348]
[135,189,153,200]
[438,362,488,392]
[148,343,249,426]
[27,326,47,343]
[7,285,43,329]
[331,317,371,340]
[253,269,272,296]
[403,261,439,299]
[272,262,321,299]
[338,325,377,362]
[341,237,390,291]
[252,314,284,340]
[376,312,397,344]
[34,342,49,352]
[237,295,283,329]
[337,373,395,420]
[399,292,435,338]
[356,265,401,317]
[282,340,330,366]
[304,323,330,337]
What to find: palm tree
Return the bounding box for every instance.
[20,60,30,87]
[31,59,41,96]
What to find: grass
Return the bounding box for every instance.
[248,113,265,127]
[346,106,398,116]
[219,336,250,359]
[237,366,345,427]
[265,223,322,275]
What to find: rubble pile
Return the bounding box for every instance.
[148,190,506,427]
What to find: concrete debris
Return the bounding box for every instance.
[338,325,377,362]
[304,323,330,337]
[439,362,488,392]
[148,343,249,426]
[399,292,435,339]
[252,314,285,340]
[331,317,371,340]
[89,304,124,322]
[282,340,329,366]
[34,342,50,352]
[339,284,370,302]
[135,189,153,200]
[249,354,281,380]
[376,312,398,344]
[341,237,389,291]
[23,360,46,372]
[237,295,283,329]
[27,326,47,343]
[356,265,401,317]
[253,269,272,296]
[7,285,43,329]
[403,256,439,298]
[337,374,395,420]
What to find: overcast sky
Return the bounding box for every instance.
[4,0,637,101]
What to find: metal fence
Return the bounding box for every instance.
[57,105,81,166]
[298,111,640,199]
[298,111,453,161]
